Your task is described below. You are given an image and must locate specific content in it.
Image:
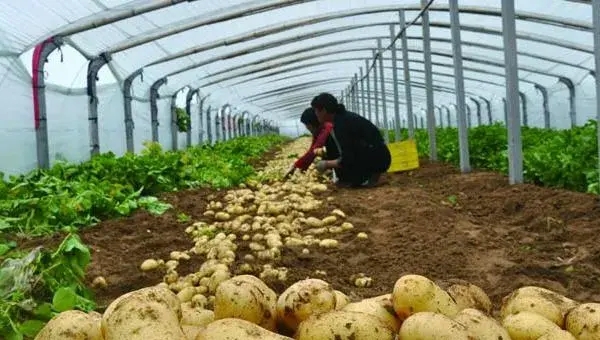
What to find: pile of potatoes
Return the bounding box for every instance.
[36,273,600,339]
[137,138,369,310]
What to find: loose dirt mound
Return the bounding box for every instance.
[84,161,600,309]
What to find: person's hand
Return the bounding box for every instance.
[283,165,296,179]
[315,160,328,173]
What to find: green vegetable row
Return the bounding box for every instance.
[388,120,599,194]
[0,135,286,237]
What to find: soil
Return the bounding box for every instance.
[80,160,600,310]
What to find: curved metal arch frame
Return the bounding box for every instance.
[30,1,599,168]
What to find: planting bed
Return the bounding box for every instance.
[83,156,600,311]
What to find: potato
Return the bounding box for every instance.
[398,312,470,339]
[502,294,563,327]
[454,308,511,340]
[333,290,350,310]
[343,299,400,332]
[332,209,346,218]
[447,283,492,314]
[392,274,459,320]
[502,286,577,327]
[181,304,214,340]
[102,287,186,340]
[319,239,339,248]
[295,311,395,340]
[208,270,231,293]
[504,286,578,315]
[214,275,277,331]
[502,311,561,340]
[141,259,160,271]
[196,318,292,339]
[276,278,337,332]
[34,310,103,340]
[537,329,577,340]
[565,303,600,340]
[305,217,324,228]
[321,216,337,225]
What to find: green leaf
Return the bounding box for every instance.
[0,241,17,256]
[33,303,54,320]
[52,287,77,312]
[18,320,46,337]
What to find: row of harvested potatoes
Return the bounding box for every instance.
[36,273,599,340]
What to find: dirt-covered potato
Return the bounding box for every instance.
[501,286,577,328]
[295,311,395,340]
[565,303,600,340]
[34,310,103,340]
[276,278,337,333]
[181,303,214,340]
[195,318,293,340]
[398,312,471,339]
[333,290,350,310]
[392,275,459,320]
[454,308,511,340]
[502,311,561,340]
[102,286,186,340]
[447,283,492,314]
[342,299,400,332]
[537,329,577,340]
[214,275,277,331]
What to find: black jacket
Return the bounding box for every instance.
[326,110,390,185]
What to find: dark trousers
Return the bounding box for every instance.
[336,142,391,186]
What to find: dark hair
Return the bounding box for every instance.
[300,107,318,126]
[311,92,346,114]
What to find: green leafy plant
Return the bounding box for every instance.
[0,234,94,339]
[176,107,190,132]
[0,135,286,237]
[397,121,599,193]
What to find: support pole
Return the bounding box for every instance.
[470,97,482,126]
[443,105,451,127]
[503,98,508,124]
[33,38,62,168]
[466,104,472,128]
[502,0,524,184]
[422,0,437,160]
[390,24,401,142]
[360,67,366,118]
[199,96,207,143]
[558,77,577,127]
[449,0,470,172]
[372,50,380,128]
[171,91,179,151]
[519,91,528,127]
[534,84,550,128]
[436,106,443,128]
[377,38,390,143]
[593,0,600,197]
[87,53,111,157]
[365,60,372,122]
[123,70,142,153]
[399,10,415,139]
[207,106,213,144]
[185,89,197,147]
[215,111,221,142]
[354,73,359,114]
[478,96,492,125]
[150,78,167,143]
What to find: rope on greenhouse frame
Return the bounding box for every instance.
[349,0,436,93]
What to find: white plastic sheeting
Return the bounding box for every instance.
[0,0,598,175]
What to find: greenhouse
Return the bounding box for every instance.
[1,0,600,338]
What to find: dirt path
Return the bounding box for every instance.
[83,161,600,309]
